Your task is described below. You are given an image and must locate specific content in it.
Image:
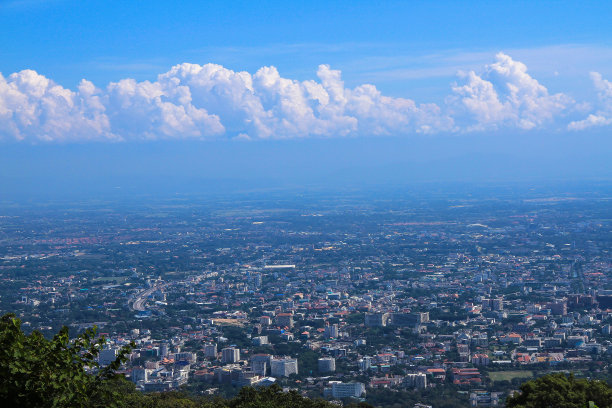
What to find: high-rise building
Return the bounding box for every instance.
[325,382,366,398]
[491,298,504,311]
[318,357,336,373]
[270,357,298,377]
[222,347,240,364]
[324,323,339,339]
[251,354,271,376]
[204,344,218,358]
[365,312,389,327]
[131,367,148,383]
[390,312,429,327]
[174,352,197,363]
[358,356,372,371]
[405,373,427,389]
[252,360,268,376]
[214,366,236,384]
[160,343,169,358]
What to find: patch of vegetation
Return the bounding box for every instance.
[507,373,612,408]
[488,370,534,382]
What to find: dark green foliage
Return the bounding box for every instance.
[0,313,134,407]
[220,385,338,408]
[365,385,469,408]
[506,373,612,408]
[297,350,320,376]
[120,383,345,408]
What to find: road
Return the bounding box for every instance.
[131,284,164,311]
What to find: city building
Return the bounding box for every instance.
[405,373,427,389]
[318,357,336,373]
[204,344,218,358]
[270,357,298,377]
[324,323,339,339]
[324,381,366,398]
[99,348,118,366]
[365,313,389,327]
[222,347,240,364]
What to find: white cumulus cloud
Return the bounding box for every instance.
[568,72,612,131]
[449,53,573,131]
[154,63,452,139]
[0,53,597,142]
[0,70,114,142]
[106,77,224,140]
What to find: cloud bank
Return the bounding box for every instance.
[449,53,573,131]
[568,72,612,130]
[0,53,607,142]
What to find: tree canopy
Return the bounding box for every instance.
[0,313,133,407]
[506,373,612,408]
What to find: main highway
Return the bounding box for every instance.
[131,283,165,311]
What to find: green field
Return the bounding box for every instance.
[92,276,128,284]
[489,371,534,382]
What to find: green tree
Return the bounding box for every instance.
[0,313,133,408]
[506,373,612,408]
[225,385,336,408]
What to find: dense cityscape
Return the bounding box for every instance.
[1,184,610,407]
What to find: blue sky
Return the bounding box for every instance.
[3,0,612,97]
[0,0,611,195]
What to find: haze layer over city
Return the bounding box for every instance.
[1,2,611,407]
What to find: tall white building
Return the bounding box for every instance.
[364,313,389,327]
[405,373,427,389]
[222,347,240,364]
[160,343,169,358]
[131,367,148,383]
[270,357,298,377]
[324,323,339,339]
[252,360,268,376]
[318,357,336,373]
[251,354,271,376]
[174,352,197,363]
[358,356,372,371]
[204,344,217,358]
[325,382,366,398]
